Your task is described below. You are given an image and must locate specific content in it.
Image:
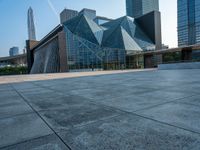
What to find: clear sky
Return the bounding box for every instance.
[0,0,177,57]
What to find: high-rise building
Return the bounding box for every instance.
[9,47,19,56]
[60,9,78,24]
[126,0,159,18]
[178,0,200,47]
[27,7,36,40]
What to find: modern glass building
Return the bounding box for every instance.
[9,47,19,56]
[126,0,159,18]
[178,0,200,46]
[27,7,161,73]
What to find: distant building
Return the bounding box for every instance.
[126,0,159,18]
[0,54,27,67]
[23,48,26,54]
[9,47,19,56]
[79,8,96,20]
[178,0,200,47]
[94,16,113,25]
[60,9,78,24]
[162,44,169,50]
[28,7,36,40]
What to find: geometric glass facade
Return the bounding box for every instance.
[178,0,200,46]
[126,0,159,18]
[28,7,160,74]
[62,12,158,72]
[65,26,126,71]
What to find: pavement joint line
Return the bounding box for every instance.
[85,96,200,136]
[0,133,54,149]
[116,103,200,135]
[131,112,200,135]
[10,84,72,150]
[176,101,200,108]
[131,94,199,113]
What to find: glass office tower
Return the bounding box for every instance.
[178,0,200,46]
[126,0,159,18]
[9,47,19,56]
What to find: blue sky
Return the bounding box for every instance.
[0,0,177,57]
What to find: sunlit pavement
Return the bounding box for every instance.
[1,69,200,150]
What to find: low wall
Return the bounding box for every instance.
[158,62,200,70]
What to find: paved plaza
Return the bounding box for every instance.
[0,69,200,149]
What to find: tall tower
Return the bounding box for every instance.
[178,0,200,47]
[27,7,36,40]
[126,0,159,18]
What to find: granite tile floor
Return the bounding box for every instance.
[0,69,200,150]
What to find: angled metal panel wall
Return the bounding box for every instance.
[30,37,60,74]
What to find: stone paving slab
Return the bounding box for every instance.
[137,102,200,133]
[0,100,33,119]
[0,85,13,92]
[0,113,52,148]
[0,91,19,100]
[0,93,23,106]
[39,103,123,132]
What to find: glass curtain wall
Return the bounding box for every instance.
[64,27,126,72]
[178,0,200,46]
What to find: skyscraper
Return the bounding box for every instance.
[126,0,159,18]
[9,47,19,56]
[178,0,200,47]
[27,7,36,40]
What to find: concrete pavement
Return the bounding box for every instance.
[0,69,200,150]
